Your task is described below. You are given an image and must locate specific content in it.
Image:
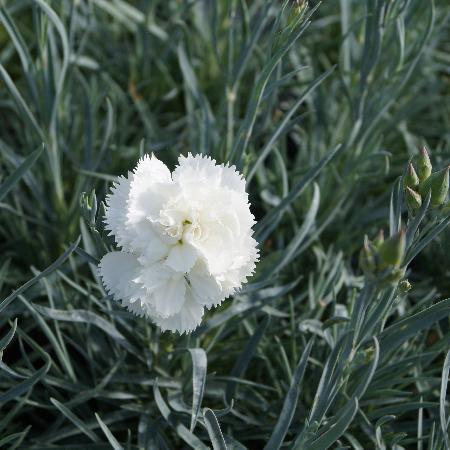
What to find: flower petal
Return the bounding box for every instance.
[131,221,170,264]
[175,153,246,194]
[104,174,132,248]
[134,262,173,292]
[165,243,197,273]
[134,153,172,183]
[189,262,223,308]
[99,251,141,301]
[150,274,186,317]
[155,289,204,333]
[127,154,175,226]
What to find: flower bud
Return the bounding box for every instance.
[404,163,419,189]
[359,236,377,274]
[398,279,411,295]
[80,190,98,226]
[373,229,384,248]
[378,229,405,269]
[405,187,422,210]
[417,147,432,182]
[419,166,449,207]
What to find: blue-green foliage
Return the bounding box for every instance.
[0,0,449,448]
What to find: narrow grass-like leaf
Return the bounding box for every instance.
[177,44,213,155]
[405,190,431,248]
[247,67,335,182]
[94,98,114,171]
[230,2,271,85]
[0,258,10,293]
[51,398,100,443]
[264,339,313,450]
[0,318,17,351]
[375,414,396,449]
[32,304,141,358]
[440,350,450,450]
[228,6,317,165]
[95,413,123,450]
[389,177,403,236]
[226,315,270,404]
[92,0,168,39]
[0,64,45,141]
[406,215,450,265]
[308,331,353,424]
[203,408,228,450]
[0,8,32,72]
[0,146,43,202]
[0,426,30,449]
[255,144,340,241]
[352,337,379,399]
[78,169,118,182]
[194,278,300,336]
[33,0,69,129]
[0,360,27,379]
[0,354,50,404]
[265,183,320,276]
[0,6,38,107]
[75,247,100,266]
[0,236,80,313]
[379,298,450,352]
[298,398,359,450]
[262,66,309,101]
[153,380,209,450]
[20,296,76,381]
[428,422,437,450]
[188,348,207,432]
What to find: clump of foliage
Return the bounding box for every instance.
[0,0,449,449]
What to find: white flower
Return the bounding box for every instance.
[98,153,259,333]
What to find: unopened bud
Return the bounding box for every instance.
[378,229,405,269]
[419,166,449,207]
[398,279,412,295]
[373,229,384,248]
[417,147,432,182]
[404,163,420,189]
[80,190,98,226]
[405,187,422,210]
[359,236,377,274]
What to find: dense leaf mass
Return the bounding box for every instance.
[0,0,449,449]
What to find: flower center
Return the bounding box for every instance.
[178,219,192,244]
[158,209,201,242]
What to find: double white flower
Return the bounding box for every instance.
[98,153,259,333]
